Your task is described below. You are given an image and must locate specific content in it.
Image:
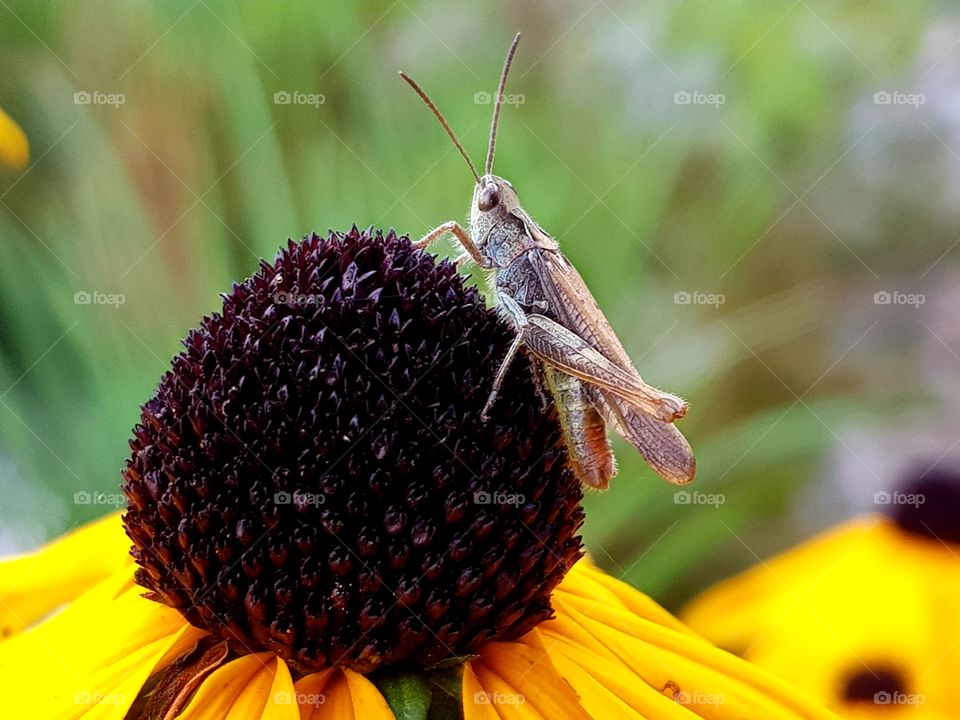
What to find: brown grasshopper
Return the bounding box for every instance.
[399,33,695,488]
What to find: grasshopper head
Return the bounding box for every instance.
[470,174,520,243]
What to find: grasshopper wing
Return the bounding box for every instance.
[594,388,696,485]
[528,244,688,421]
[522,314,686,422]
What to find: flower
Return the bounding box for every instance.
[0,106,29,170]
[682,468,960,718]
[1,513,837,719]
[0,228,836,718]
[123,227,583,673]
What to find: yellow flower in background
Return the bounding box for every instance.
[683,470,960,719]
[0,106,29,170]
[0,512,838,719]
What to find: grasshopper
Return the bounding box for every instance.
[399,33,695,487]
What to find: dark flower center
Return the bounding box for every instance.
[886,467,960,544]
[122,227,583,674]
[841,666,908,705]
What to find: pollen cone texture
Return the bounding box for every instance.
[122,227,584,674]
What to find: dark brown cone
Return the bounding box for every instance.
[122,227,584,673]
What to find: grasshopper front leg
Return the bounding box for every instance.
[481,332,524,420]
[413,221,485,268]
[479,293,533,419]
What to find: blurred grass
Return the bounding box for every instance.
[0,0,956,608]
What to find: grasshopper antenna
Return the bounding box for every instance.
[399,70,481,184]
[485,32,521,176]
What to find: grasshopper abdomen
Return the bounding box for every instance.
[543,366,616,490]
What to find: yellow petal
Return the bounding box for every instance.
[0,511,131,639]
[0,106,28,170]
[468,639,591,720]
[260,657,299,720]
[466,661,539,720]
[178,653,300,720]
[320,672,358,720]
[462,663,506,720]
[550,593,838,719]
[682,517,889,654]
[344,669,396,719]
[545,639,690,719]
[0,568,192,719]
[293,669,334,720]
[682,515,960,715]
[562,559,695,636]
[296,668,394,720]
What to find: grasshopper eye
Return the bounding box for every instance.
[478,184,500,212]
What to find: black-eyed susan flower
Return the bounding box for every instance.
[683,468,960,719]
[0,106,29,170]
[0,228,837,719]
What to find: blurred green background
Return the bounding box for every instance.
[2,0,959,610]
